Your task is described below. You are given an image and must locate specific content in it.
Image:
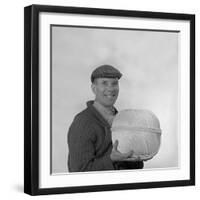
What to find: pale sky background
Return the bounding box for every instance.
[51,25,178,173]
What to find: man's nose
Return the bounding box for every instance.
[106,85,116,91]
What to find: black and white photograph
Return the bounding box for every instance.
[1,0,200,199]
[24,4,195,195]
[51,25,178,174]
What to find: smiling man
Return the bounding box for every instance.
[67,65,144,172]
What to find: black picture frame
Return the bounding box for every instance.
[24,4,195,196]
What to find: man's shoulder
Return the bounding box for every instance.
[68,107,96,137]
[72,107,93,125]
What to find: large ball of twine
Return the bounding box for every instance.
[111,109,162,161]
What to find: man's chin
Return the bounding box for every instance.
[104,100,116,107]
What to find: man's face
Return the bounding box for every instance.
[92,77,119,107]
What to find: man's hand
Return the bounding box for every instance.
[140,154,154,162]
[110,140,155,162]
[110,140,135,162]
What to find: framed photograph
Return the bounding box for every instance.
[24,4,195,195]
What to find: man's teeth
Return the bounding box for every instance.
[105,95,114,98]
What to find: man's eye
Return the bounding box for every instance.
[112,82,118,86]
[102,81,108,85]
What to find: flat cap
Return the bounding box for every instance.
[91,64,122,83]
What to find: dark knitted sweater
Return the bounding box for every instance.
[67,101,143,172]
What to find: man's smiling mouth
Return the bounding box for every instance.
[104,94,116,99]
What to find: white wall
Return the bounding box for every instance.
[0,0,199,199]
[52,26,178,173]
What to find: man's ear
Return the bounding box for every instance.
[91,83,96,95]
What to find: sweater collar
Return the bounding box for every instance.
[87,101,117,128]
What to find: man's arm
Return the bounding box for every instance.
[67,118,114,172]
[110,140,144,170]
